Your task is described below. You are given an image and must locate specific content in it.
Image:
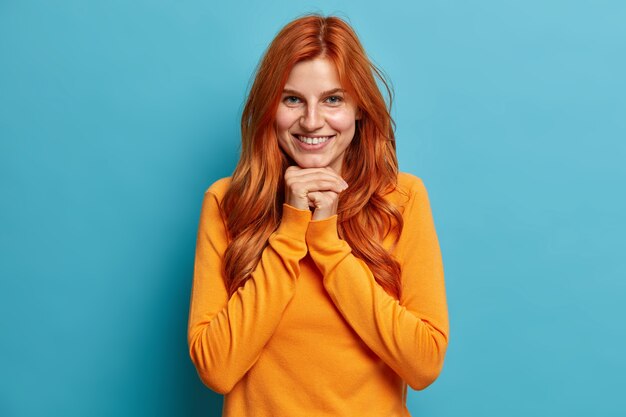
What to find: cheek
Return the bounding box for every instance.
[326,109,357,133]
[275,108,297,133]
[274,110,295,155]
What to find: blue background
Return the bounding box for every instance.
[1,0,625,416]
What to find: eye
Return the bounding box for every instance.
[283,96,301,105]
[325,95,343,105]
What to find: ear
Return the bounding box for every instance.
[355,108,363,120]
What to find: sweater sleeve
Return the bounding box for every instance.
[187,188,311,394]
[305,177,449,391]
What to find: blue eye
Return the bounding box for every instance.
[284,96,301,104]
[326,95,343,104]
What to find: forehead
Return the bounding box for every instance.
[284,58,342,92]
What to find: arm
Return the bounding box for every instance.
[305,177,449,390]
[187,187,311,394]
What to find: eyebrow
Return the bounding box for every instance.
[282,88,346,97]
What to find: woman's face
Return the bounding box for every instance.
[275,57,360,173]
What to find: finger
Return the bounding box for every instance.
[307,191,322,208]
[287,171,348,189]
[284,167,348,191]
[284,165,303,176]
[308,191,340,220]
[287,167,345,182]
[291,179,347,194]
[307,191,336,208]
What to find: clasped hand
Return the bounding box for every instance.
[284,166,348,221]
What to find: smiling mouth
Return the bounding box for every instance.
[293,134,335,145]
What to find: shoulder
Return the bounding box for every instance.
[204,177,232,202]
[396,172,426,195]
[198,178,232,229]
[389,172,428,209]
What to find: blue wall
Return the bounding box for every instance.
[1,1,625,416]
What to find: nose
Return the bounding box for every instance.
[299,105,324,132]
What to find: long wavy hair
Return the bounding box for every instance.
[221,14,404,298]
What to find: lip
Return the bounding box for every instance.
[292,134,335,138]
[292,134,335,150]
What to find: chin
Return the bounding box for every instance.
[293,158,329,169]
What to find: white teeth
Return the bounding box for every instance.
[296,135,332,145]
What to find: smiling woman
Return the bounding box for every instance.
[187,14,449,417]
[275,58,360,172]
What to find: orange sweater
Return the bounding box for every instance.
[187,173,449,416]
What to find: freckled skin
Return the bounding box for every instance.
[275,58,360,173]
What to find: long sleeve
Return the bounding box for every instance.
[187,183,312,394]
[305,175,449,391]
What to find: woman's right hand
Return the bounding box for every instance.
[284,166,348,220]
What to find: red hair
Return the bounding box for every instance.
[221,14,404,298]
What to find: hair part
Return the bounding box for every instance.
[221,14,404,298]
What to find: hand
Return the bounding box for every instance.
[284,166,348,220]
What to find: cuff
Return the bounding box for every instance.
[275,204,312,241]
[305,215,342,250]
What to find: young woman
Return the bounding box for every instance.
[188,14,449,416]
